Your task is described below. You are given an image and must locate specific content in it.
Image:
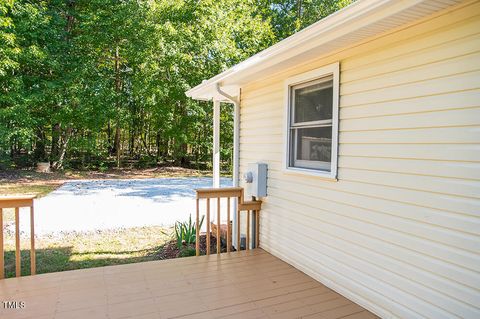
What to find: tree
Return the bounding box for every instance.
[0,0,351,172]
[260,0,355,40]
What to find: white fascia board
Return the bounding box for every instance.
[186,0,460,101]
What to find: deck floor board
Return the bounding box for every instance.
[0,249,378,319]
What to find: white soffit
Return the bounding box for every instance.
[186,0,462,101]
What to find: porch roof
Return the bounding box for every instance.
[185,0,461,102]
[0,249,378,319]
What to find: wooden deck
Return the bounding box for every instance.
[0,249,377,319]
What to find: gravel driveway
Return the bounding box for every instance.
[25,177,231,234]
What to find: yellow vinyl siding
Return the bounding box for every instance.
[340,90,480,119]
[238,1,480,318]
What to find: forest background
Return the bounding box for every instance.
[0,0,353,172]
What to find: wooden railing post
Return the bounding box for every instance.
[15,207,20,277]
[238,199,262,251]
[195,187,261,255]
[255,210,260,248]
[206,198,210,255]
[0,208,3,279]
[0,195,37,279]
[216,198,221,254]
[246,210,250,251]
[237,202,241,251]
[226,197,231,253]
[196,198,200,256]
[30,205,36,275]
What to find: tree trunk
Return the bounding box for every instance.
[141,133,152,157]
[129,125,135,157]
[50,0,76,169]
[114,125,121,168]
[156,131,161,162]
[107,121,113,155]
[113,45,121,168]
[52,127,72,170]
[296,0,303,31]
[180,142,188,167]
[34,128,46,161]
[297,0,303,19]
[51,123,60,164]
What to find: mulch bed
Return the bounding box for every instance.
[159,234,234,259]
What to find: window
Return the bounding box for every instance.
[284,63,339,179]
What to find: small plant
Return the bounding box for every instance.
[174,214,204,248]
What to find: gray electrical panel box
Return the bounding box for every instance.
[243,163,267,198]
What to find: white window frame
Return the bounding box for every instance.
[283,62,339,180]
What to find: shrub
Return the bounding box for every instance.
[174,214,204,248]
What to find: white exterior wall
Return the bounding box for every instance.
[238,1,480,318]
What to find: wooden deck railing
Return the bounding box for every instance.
[195,187,261,256]
[0,195,37,278]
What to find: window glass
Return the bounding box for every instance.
[292,76,333,124]
[296,127,332,162]
[290,127,332,170]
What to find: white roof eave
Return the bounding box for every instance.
[186,0,461,101]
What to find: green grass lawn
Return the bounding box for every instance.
[0,184,58,197]
[3,226,173,278]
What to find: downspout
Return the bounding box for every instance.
[215,83,241,250]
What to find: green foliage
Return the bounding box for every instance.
[259,0,356,40]
[174,214,204,248]
[0,0,19,75]
[0,0,351,171]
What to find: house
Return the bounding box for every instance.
[186,0,480,318]
[1,1,478,318]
